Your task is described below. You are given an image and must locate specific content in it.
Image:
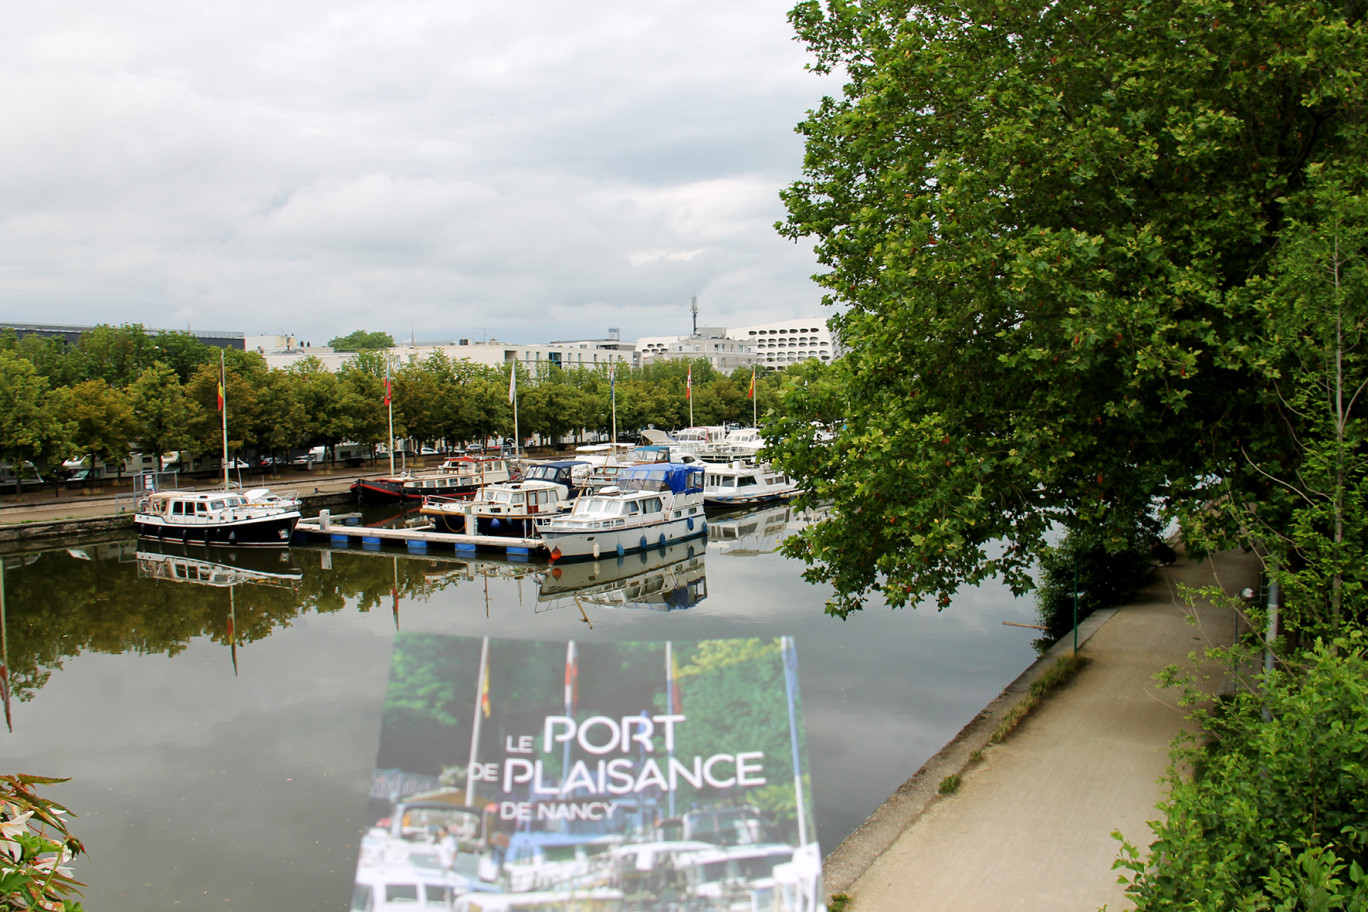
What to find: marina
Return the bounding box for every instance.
[0,499,1044,912]
[294,510,545,554]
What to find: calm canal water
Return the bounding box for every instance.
[1,503,1042,911]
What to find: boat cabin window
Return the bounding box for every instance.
[385,882,419,903]
[641,497,663,514]
[620,477,668,493]
[738,476,758,487]
[579,497,624,515]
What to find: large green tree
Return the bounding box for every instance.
[329,329,395,352]
[771,0,1368,616]
[0,351,72,492]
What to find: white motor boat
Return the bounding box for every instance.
[536,463,707,561]
[702,462,798,509]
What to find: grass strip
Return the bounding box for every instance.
[989,652,1091,745]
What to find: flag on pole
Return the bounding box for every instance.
[748,366,756,400]
[383,377,391,407]
[686,366,692,400]
[608,363,615,399]
[564,640,578,716]
[217,353,226,412]
[481,658,492,718]
[508,366,517,404]
[668,644,682,713]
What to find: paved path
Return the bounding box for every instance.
[826,548,1259,911]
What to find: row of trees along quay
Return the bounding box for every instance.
[0,324,837,493]
[764,0,1368,908]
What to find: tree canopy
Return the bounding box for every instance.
[770,0,1368,617]
[328,329,396,351]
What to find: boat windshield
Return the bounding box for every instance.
[577,498,624,516]
[619,477,669,493]
[488,490,517,505]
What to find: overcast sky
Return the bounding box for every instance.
[1,1,839,348]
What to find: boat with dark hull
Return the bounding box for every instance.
[135,488,301,547]
[351,457,515,505]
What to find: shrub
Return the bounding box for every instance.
[1034,521,1160,647]
[1115,636,1368,910]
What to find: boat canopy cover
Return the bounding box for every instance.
[619,463,704,494]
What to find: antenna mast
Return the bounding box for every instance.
[690,295,699,335]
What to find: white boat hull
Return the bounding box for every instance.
[538,511,707,561]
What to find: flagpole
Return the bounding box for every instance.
[228,584,239,677]
[562,640,576,794]
[782,636,808,846]
[466,637,490,805]
[509,365,520,459]
[610,364,617,448]
[751,366,757,429]
[687,367,693,427]
[219,350,229,490]
[0,559,11,733]
[666,641,677,818]
[386,358,395,475]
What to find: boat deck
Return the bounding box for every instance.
[294,512,545,554]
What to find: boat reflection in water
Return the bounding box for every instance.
[706,503,816,557]
[134,543,305,675]
[536,538,706,613]
[136,543,304,588]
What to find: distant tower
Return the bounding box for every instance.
[690,295,699,335]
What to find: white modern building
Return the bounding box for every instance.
[730,318,838,366]
[248,319,836,375]
[249,334,633,377]
[634,326,755,372]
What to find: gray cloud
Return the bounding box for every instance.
[0,0,833,344]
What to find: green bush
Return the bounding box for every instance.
[1115,636,1368,910]
[1033,523,1159,647]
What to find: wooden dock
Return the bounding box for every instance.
[293,510,545,555]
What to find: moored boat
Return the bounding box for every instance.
[351,456,515,505]
[700,427,766,463]
[135,487,301,547]
[536,463,706,562]
[702,462,798,509]
[420,478,573,537]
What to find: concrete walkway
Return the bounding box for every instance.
[825,547,1260,911]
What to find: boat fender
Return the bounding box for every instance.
[551,547,562,561]
[592,542,601,559]
[686,517,694,531]
[638,535,647,550]
[658,533,666,547]
[616,543,624,557]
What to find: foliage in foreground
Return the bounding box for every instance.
[1115,635,1368,911]
[771,0,1368,618]
[0,775,84,911]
